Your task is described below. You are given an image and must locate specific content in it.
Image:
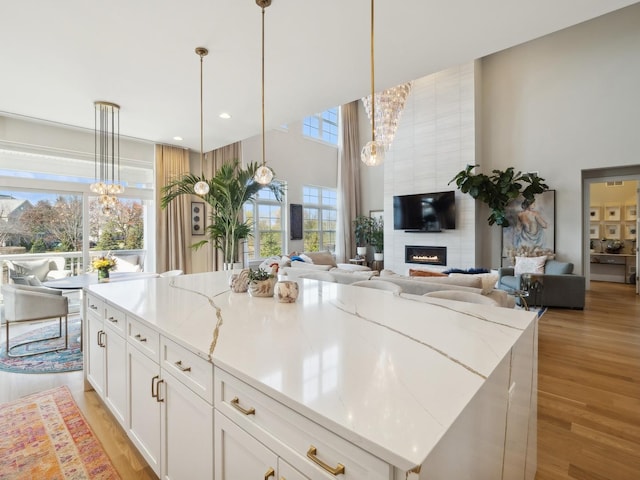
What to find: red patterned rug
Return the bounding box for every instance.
[0,319,82,374]
[0,386,120,479]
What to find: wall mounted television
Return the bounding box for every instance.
[393,190,456,232]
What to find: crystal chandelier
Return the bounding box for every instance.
[360,0,411,167]
[193,47,210,196]
[254,0,274,185]
[91,101,124,214]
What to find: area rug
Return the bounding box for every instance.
[0,386,120,479]
[0,318,82,374]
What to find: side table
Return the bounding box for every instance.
[349,258,367,268]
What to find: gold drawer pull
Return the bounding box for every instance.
[230,396,255,416]
[134,333,147,343]
[175,360,191,372]
[264,467,275,479]
[307,446,345,476]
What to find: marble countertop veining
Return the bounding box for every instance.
[87,271,537,471]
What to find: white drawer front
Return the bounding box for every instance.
[105,303,126,336]
[127,317,159,361]
[215,368,390,480]
[85,294,105,319]
[161,337,213,404]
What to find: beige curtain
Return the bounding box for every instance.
[155,145,192,274]
[204,142,242,271]
[336,102,361,263]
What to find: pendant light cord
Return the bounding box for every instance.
[370,0,375,143]
[261,5,266,168]
[200,49,205,177]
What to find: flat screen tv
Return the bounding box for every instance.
[393,190,456,232]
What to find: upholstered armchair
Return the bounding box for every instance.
[2,284,69,357]
[6,257,72,285]
[497,259,586,309]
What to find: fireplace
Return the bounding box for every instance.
[405,245,447,266]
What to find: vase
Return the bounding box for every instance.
[373,252,384,261]
[274,280,299,303]
[248,277,276,297]
[98,268,110,283]
[229,269,250,293]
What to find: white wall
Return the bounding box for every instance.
[480,3,640,272]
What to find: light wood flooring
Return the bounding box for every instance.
[1,281,639,479]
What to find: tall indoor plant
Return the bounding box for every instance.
[370,217,384,260]
[161,160,284,267]
[353,215,374,257]
[449,165,549,227]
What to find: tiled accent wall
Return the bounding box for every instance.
[383,62,479,274]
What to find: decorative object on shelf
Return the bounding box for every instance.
[229,268,250,293]
[360,0,411,167]
[92,101,124,214]
[193,47,210,196]
[274,279,299,303]
[450,165,549,227]
[161,160,284,266]
[605,239,624,254]
[247,266,277,297]
[92,255,116,283]
[253,0,274,185]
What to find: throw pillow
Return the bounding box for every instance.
[303,250,337,267]
[298,253,313,263]
[409,269,447,277]
[514,256,547,276]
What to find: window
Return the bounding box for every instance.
[244,183,285,260]
[303,186,336,252]
[302,107,339,145]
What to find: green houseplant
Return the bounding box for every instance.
[161,160,284,267]
[370,217,384,259]
[449,165,549,227]
[353,215,374,256]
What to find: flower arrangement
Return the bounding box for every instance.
[92,255,117,272]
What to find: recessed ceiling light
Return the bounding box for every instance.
[219,113,231,119]
[173,136,183,141]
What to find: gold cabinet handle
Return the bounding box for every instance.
[307,446,345,476]
[230,396,255,416]
[175,360,191,372]
[264,467,275,479]
[151,375,159,399]
[156,379,165,403]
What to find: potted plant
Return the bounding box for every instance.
[247,267,277,297]
[370,217,384,261]
[353,215,374,257]
[449,165,549,227]
[161,160,284,269]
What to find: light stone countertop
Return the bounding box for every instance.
[87,271,537,471]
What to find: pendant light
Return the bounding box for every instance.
[361,0,386,167]
[193,47,210,195]
[92,101,124,214]
[254,0,274,185]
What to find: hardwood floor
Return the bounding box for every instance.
[536,281,640,480]
[1,281,638,479]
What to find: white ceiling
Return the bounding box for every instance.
[1,0,637,152]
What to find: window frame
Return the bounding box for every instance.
[302,107,339,146]
[302,185,337,253]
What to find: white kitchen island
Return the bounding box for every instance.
[83,271,538,480]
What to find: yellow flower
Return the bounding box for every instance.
[92,256,117,271]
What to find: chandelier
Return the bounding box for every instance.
[254,0,274,185]
[360,0,411,167]
[361,82,412,150]
[91,101,124,213]
[193,47,210,196]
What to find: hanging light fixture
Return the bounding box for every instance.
[254,0,274,185]
[360,0,411,166]
[193,47,211,195]
[92,101,124,214]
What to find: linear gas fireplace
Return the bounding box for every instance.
[405,245,447,266]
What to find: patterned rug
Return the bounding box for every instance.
[0,318,82,374]
[0,386,120,479]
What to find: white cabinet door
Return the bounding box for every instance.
[161,370,213,480]
[215,410,277,480]
[128,344,161,476]
[104,326,127,428]
[278,459,309,480]
[86,313,105,397]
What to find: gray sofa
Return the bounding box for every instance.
[497,260,585,309]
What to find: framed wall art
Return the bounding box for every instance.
[501,190,555,266]
[625,204,637,221]
[624,223,637,240]
[589,206,601,221]
[589,224,600,240]
[605,205,620,221]
[604,223,620,239]
[191,201,205,235]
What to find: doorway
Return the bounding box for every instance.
[583,166,640,295]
